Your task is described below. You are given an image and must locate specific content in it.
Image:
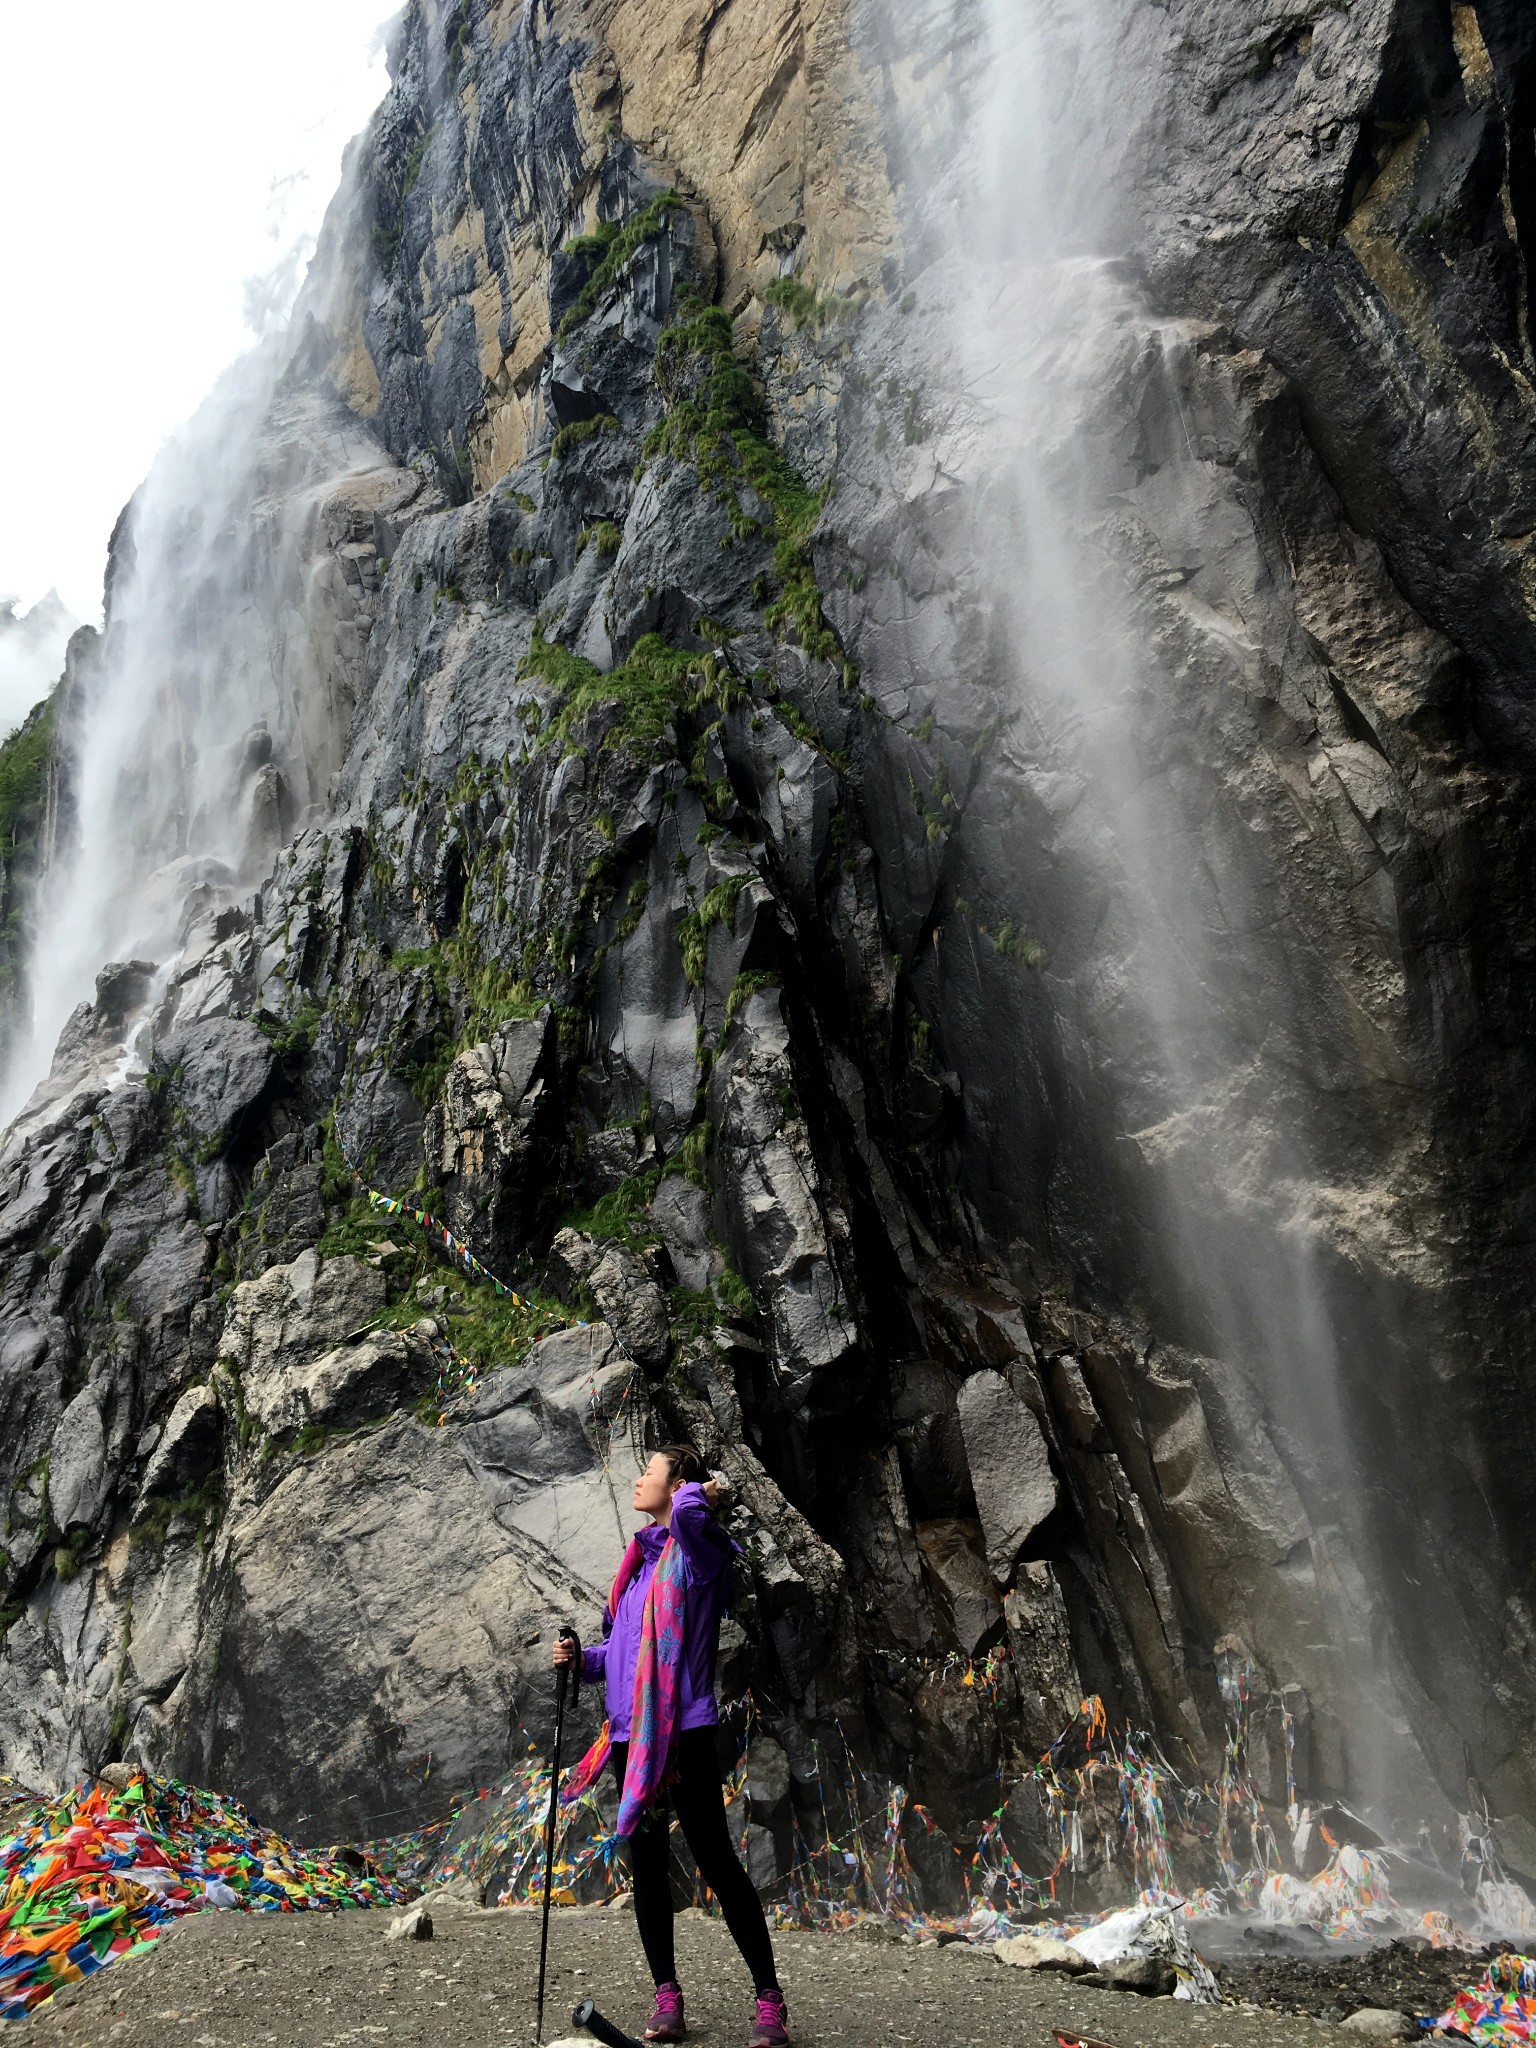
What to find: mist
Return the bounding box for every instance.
[0,593,79,742]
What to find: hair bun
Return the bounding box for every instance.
[657,1442,703,1485]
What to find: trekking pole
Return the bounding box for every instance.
[535,1624,580,2044]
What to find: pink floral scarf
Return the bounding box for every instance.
[563,1531,689,1836]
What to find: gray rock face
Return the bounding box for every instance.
[4,0,1536,1879]
[139,1384,220,1499]
[649,1176,717,1292]
[426,1017,555,1268]
[218,1252,388,1407]
[548,1233,670,1374]
[914,1520,1002,1658]
[240,1330,417,1439]
[47,1389,108,1532]
[156,1017,276,1154]
[954,1371,1057,1586]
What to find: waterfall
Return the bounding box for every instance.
[0,344,393,1131]
[937,0,1446,1826]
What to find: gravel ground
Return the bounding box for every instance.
[20,1902,1384,2048]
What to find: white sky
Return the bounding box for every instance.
[0,1,400,624]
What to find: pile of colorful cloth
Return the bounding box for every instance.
[0,1771,407,2020]
[1427,1954,1536,2044]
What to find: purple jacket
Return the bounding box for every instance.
[581,1483,735,1740]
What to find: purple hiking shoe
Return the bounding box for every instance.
[645,1982,687,2043]
[747,1990,790,2048]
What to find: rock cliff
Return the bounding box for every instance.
[3,0,1536,1885]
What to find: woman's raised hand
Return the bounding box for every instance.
[551,1634,576,1667]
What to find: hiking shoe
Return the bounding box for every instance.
[645,1983,687,2043]
[747,1990,789,2048]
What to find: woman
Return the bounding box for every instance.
[553,1444,789,2048]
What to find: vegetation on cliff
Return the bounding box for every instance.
[0,695,53,1009]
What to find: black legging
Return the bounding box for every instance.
[611,1728,779,1994]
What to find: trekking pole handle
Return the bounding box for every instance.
[557,1622,581,1710]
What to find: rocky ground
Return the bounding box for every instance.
[21,1902,1467,2048]
[1215,1938,1490,2024]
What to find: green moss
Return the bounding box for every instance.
[722,969,779,1038]
[677,875,750,988]
[953,898,1046,972]
[387,935,543,1109]
[560,1169,662,1246]
[672,1120,712,1184]
[774,699,827,754]
[52,1526,91,1583]
[0,694,55,1007]
[312,1159,567,1385]
[317,1194,398,1265]
[668,1284,722,1347]
[411,1274,570,1387]
[166,1150,199,1210]
[715,1268,754,1316]
[520,630,722,753]
[445,0,473,82]
[291,1417,390,1459]
[557,190,683,341]
[403,120,437,199]
[321,1121,355,1208]
[256,997,323,1062]
[614,878,650,943]
[551,413,619,462]
[130,1476,225,1558]
[373,115,440,271]
[648,300,848,673]
[764,276,860,333]
[991,919,1047,970]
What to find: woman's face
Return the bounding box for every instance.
[632,1452,676,1519]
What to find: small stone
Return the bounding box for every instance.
[995,1932,1089,1974]
[385,1906,433,1942]
[853,1913,908,1944]
[1340,2010,1411,2039]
